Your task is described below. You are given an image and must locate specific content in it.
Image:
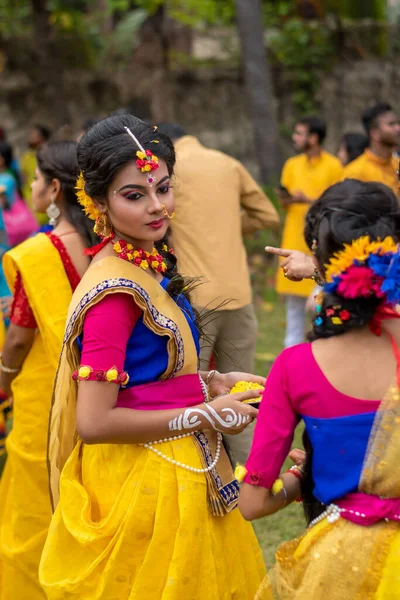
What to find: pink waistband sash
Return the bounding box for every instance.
[336,492,400,526]
[116,373,204,410]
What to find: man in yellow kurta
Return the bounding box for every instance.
[344,102,400,196]
[277,116,343,347]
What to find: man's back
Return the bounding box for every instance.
[170,136,279,309]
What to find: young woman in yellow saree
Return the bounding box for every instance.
[239,180,400,599]
[39,115,266,599]
[0,141,96,599]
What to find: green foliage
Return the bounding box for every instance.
[266,13,334,115]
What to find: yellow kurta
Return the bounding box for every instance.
[276,151,343,297]
[0,234,74,600]
[344,149,399,197]
[39,258,266,599]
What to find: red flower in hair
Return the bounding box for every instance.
[339,310,351,321]
[337,265,385,299]
[326,308,335,317]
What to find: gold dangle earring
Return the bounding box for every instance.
[94,213,113,238]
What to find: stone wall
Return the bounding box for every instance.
[1,41,400,173]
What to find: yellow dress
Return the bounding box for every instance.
[0,234,75,599]
[276,152,343,297]
[256,379,400,600]
[39,258,266,599]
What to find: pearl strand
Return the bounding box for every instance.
[308,503,343,528]
[142,431,222,474]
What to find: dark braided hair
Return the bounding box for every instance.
[76,114,194,305]
[300,178,400,524]
[36,141,98,248]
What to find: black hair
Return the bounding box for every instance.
[0,142,13,169]
[301,178,400,524]
[298,115,327,144]
[362,102,393,135]
[33,124,52,142]
[36,141,98,248]
[157,123,187,141]
[340,132,368,164]
[77,114,193,305]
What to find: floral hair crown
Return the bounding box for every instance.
[323,235,400,304]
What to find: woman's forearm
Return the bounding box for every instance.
[76,385,259,445]
[239,472,301,521]
[0,324,36,395]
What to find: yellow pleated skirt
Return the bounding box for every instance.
[256,516,400,600]
[0,335,53,600]
[39,436,266,599]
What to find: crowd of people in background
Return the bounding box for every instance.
[0,100,398,599]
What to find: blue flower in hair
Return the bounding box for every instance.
[315,317,323,326]
[368,252,393,277]
[381,251,400,305]
[323,276,340,294]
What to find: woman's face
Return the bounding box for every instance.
[31,167,52,213]
[105,158,174,248]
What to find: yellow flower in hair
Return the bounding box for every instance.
[106,368,118,382]
[162,243,168,252]
[152,155,159,163]
[114,242,122,253]
[325,236,371,282]
[332,317,343,325]
[75,172,101,221]
[366,237,397,255]
[136,151,146,160]
[78,366,91,379]
[234,464,247,483]
[140,260,149,270]
[151,261,159,269]
[161,262,167,271]
[144,164,151,172]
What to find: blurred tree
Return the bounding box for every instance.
[235,0,281,183]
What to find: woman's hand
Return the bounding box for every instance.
[208,371,266,398]
[265,246,315,281]
[288,448,306,469]
[205,391,259,435]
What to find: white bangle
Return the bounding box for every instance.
[0,354,20,374]
[206,369,219,385]
[279,486,288,510]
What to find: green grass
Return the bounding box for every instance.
[252,287,306,567]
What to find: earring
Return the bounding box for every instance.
[94,213,113,238]
[46,195,61,227]
[311,239,318,255]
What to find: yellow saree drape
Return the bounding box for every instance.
[39,258,265,600]
[256,379,400,600]
[0,233,74,600]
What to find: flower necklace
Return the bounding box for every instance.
[113,237,174,274]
